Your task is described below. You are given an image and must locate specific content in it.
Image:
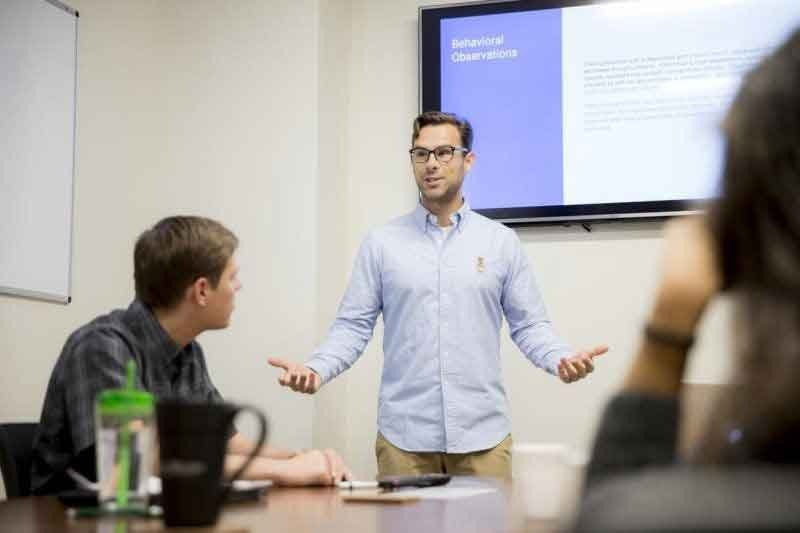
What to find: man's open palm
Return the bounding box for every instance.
[558,345,608,384]
[268,357,321,394]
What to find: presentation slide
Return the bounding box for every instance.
[441,10,563,208]
[439,0,800,210]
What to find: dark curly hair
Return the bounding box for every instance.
[411,111,474,151]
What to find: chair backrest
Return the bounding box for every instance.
[0,423,39,498]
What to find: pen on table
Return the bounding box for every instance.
[66,468,99,491]
[338,480,379,490]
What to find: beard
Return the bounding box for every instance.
[417,179,462,205]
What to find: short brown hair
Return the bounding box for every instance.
[134,216,238,310]
[411,111,474,151]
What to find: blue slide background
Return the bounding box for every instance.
[441,9,563,209]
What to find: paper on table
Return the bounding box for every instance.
[341,485,497,503]
[341,490,420,503]
[406,486,497,500]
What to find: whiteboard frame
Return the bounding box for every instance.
[0,0,79,304]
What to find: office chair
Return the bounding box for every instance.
[0,423,38,498]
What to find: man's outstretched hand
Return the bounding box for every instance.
[558,345,608,384]
[268,357,322,394]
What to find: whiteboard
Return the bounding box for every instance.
[0,0,78,303]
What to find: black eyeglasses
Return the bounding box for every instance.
[409,145,470,164]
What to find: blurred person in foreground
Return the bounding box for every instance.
[575,29,800,532]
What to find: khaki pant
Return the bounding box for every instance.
[376,433,512,478]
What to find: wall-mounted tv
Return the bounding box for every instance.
[419,0,800,223]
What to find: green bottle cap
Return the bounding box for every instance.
[96,389,154,417]
[96,359,153,416]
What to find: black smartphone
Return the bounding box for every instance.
[377,473,451,490]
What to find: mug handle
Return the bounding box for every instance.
[219,404,268,503]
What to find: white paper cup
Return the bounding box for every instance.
[513,443,583,521]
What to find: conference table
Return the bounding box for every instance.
[0,477,569,533]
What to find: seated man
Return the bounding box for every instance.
[31,216,350,494]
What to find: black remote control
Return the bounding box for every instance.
[376,473,452,490]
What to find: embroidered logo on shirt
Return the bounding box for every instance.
[477,256,485,272]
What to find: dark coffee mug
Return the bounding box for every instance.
[156,401,268,527]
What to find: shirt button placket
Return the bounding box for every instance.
[439,249,450,451]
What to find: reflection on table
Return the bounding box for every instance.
[0,476,569,533]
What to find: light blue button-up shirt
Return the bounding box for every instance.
[306,202,572,453]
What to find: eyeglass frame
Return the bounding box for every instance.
[408,144,471,164]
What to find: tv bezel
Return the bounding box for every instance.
[418,0,709,224]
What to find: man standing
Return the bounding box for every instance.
[32,216,350,494]
[270,112,607,478]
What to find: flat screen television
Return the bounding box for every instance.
[419,0,800,223]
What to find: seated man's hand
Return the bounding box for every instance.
[558,345,608,384]
[275,449,352,486]
[268,357,321,394]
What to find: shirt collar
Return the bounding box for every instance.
[127,299,185,363]
[412,200,471,234]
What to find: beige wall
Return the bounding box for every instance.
[0,0,734,499]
